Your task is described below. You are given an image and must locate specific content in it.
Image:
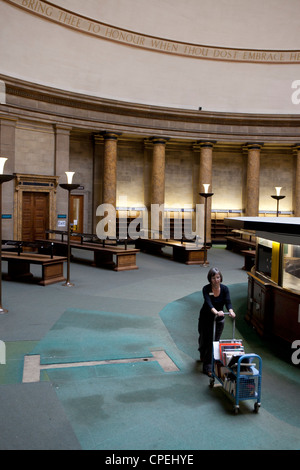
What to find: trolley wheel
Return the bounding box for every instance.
[254,402,260,413]
[209,378,215,388]
[233,406,239,414]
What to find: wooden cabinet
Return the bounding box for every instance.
[246,271,300,344]
[272,288,300,344]
[246,273,273,337]
[224,217,300,348]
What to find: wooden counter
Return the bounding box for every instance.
[246,271,300,344]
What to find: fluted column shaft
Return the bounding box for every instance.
[151,138,168,206]
[246,143,263,216]
[102,132,121,207]
[150,137,169,237]
[198,141,215,243]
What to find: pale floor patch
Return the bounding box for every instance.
[22,349,179,383]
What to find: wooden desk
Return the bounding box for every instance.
[246,271,300,343]
[226,236,256,252]
[135,238,206,264]
[2,251,67,285]
[37,239,139,271]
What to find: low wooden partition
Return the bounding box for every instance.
[135,238,206,265]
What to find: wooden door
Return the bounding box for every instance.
[70,194,84,234]
[22,192,49,241]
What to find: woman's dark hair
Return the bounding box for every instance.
[207,267,223,283]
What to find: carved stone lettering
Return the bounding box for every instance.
[5,0,300,64]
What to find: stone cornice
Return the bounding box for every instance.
[1,74,300,144]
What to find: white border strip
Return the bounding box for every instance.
[22,350,179,383]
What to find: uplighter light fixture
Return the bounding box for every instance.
[271,186,285,216]
[203,183,210,194]
[59,171,80,286]
[199,183,214,266]
[65,171,75,184]
[0,157,7,175]
[0,157,15,313]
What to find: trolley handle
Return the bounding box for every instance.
[213,311,235,340]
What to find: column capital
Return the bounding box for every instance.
[93,132,121,143]
[101,131,122,141]
[197,140,217,148]
[245,142,264,150]
[55,124,72,134]
[149,136,170,145]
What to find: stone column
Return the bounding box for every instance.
[150,137,169,237]
[245,143,263,216]
[151,137,168,206]
[55,125,72,220]
[294,144,300,217]
[198,141,216,243]
[102,132,121,208]
[92,134,104,231]
[0,117,16,239]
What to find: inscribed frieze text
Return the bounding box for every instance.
[5,0,300,64]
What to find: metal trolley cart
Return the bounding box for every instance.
[209,314,262,414]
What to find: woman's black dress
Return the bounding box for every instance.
[198,283,233,374]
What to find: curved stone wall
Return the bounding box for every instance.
[1,0,300,113]
[1,1,300,240]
